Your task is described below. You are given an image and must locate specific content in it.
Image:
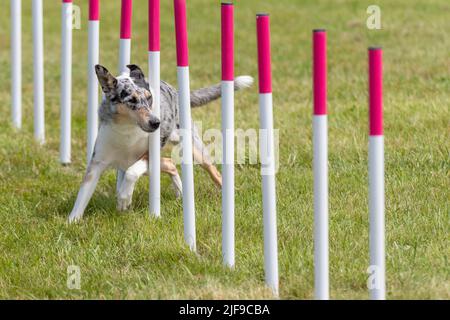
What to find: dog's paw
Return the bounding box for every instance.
[171,182,182,199]
[171,177,183,199]
[172,186,182,199]
[68,213,82,224]
[117,196,132,211]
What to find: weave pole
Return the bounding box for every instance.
[256,13,279,296]
[11,0,21,129]
[368,47,385,300]
[174,0,196,252]
[312,29,329,300]
[119,0,132,74]
[117,0,133,191]
[221,2,235,268]
[148,0,161,218]
[32,0,45,144]
[87,0,100,163]
[60,0,73,164]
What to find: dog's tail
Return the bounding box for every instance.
[190,76,253,108]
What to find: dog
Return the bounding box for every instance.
[68,64,253,222]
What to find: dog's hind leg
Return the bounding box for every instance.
[192,132,222,188]
[161,157,183,198]
[68,160,108,223]
[117,156,148,211]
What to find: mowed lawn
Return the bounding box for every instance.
[0,0,448,299]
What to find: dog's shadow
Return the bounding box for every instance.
[50,177,182,222]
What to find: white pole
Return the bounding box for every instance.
[87,0,100,163]
[11,0,22,129]
[257,14,278,296]
[312,29,329,300]
[118,39,131,74]
[32,0,45,144]
[148,52,160,217]
[222,80,234,266]
[259,93,279,296]
[177,66,196,252]
[60,0,73,164]
[369,136,385,300]
[174,0,196,252]
[313,115,329,299]
[148,0,161,217]
[221,3,235,268]
[368,47,385,300]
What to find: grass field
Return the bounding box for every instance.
[0,0,448,299]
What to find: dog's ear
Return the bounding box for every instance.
[95,65,117,94]
[127,64,150,90]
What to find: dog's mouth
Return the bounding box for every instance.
[141,126,157,133]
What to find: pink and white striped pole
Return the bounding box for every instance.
[313,29,329,300]
[256,13,279,296]
[174,0,196,252]
[87,0,100,163]
[221,2,235,268]
[60,0,73,164]
[368,47,385,300]
[148,0,161,217]
[118,0,132,74]
[117,0,133,191]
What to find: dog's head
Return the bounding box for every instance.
[95,64,160,132]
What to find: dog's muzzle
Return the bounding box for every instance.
[141,117,160,132]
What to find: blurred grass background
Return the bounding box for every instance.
[0,0,448,299]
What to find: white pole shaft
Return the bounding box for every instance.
[149,51,161,217]
[222,80,235,267]
[259,93,278,296]
[32,0,45,144]
[369,135,385,300]
[118,39,131,74]
[116,38,131,191]
[60,2,72,164]
[177,66,196,252]
[313,114,329,300]
[11,0,21,129]
[87,20,99,163]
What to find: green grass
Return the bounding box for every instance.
[0,0,448,299]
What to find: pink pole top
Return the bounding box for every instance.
[313,30,327,115]
[89,0,100,21]
[148,0,160,51]
[256,14,272,94]
[174,0,189,67]
[369,47,383,136]
[221,3,234,81]
[120,0,133,39]
[62,0,72,3]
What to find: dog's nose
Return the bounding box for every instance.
[149,119,160,130]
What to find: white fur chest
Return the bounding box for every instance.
[95,123,149,170]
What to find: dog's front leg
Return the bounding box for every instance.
[117,158,149,211]
[68,160,108,223]
[116,169,125,194]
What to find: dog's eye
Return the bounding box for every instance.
[110,95,120,103]
[129,97,138,104]
[120,90,128,100]
[147,95,153,107]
